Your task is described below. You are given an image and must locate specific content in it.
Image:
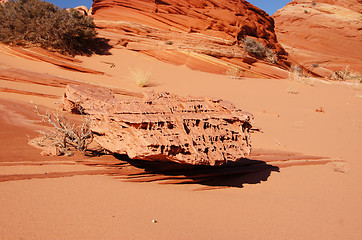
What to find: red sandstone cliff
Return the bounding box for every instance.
[274,0,362,78]
[91,0,289,78]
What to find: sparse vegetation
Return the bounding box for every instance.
[226,66,243,79]
[165,40,173,45]
[31,103,93,156]
[287,77,299,95]
[332,66,362,83]
[242,37,276,63]
[266,50,277,64]
[0,0,99,55]
[287,66,304,94]
[288,66,315,90]
[331,159,349,173]
[129,68,151,87]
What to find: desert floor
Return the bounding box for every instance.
[0,47,361,239]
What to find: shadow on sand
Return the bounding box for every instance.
[112,154,280,189]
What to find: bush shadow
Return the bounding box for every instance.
[91,37,112,56]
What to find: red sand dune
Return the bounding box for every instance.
[1,43,361,238]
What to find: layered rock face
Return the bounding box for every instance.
[91,0,289,77]
[0,44,105,75]
[62,84,253,166]
[274,0,362,78]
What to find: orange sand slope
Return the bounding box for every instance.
[0,43,361,240]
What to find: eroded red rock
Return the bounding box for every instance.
[0,44,105,75]
[62,84,253,166]
[91,0,289,77]
[274,0,362,78]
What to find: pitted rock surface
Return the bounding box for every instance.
[62,84,253,165]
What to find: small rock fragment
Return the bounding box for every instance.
[315,107,325,113]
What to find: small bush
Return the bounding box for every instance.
[129,68,151,87]
[242,37,276,63]
[332,66,362,83]
[165,40,173,45]
[287,75,299,94]
[266,50,277,63]
[287,66,315,94]
[331,159,349,173]
[226,66,243,79]
[287,66,303,94]
[0,0,98,55]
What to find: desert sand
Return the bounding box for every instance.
[0,0,362,239]
[0,44,361,239]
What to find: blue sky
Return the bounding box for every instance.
[44,0,290,15]
[247,0,291,15]
[44,0,93,9]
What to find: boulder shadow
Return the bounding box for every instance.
[113,154,279,188]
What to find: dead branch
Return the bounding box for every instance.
[31,102,93,155]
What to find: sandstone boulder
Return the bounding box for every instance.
[62,84,253,166]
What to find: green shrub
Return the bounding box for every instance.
[0,0,99,55]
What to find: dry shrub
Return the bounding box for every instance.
[0,0,99,55]
[31,103,93,156]
[226,66,243,79]
[287,66,316,94]
[129,68,151,87]
[332,66,362,83]
[287,67,301,94]
[242,37,277,63]
[266,50,277,64]
[331,159,349,173]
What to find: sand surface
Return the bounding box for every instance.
[0,46,361,239]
